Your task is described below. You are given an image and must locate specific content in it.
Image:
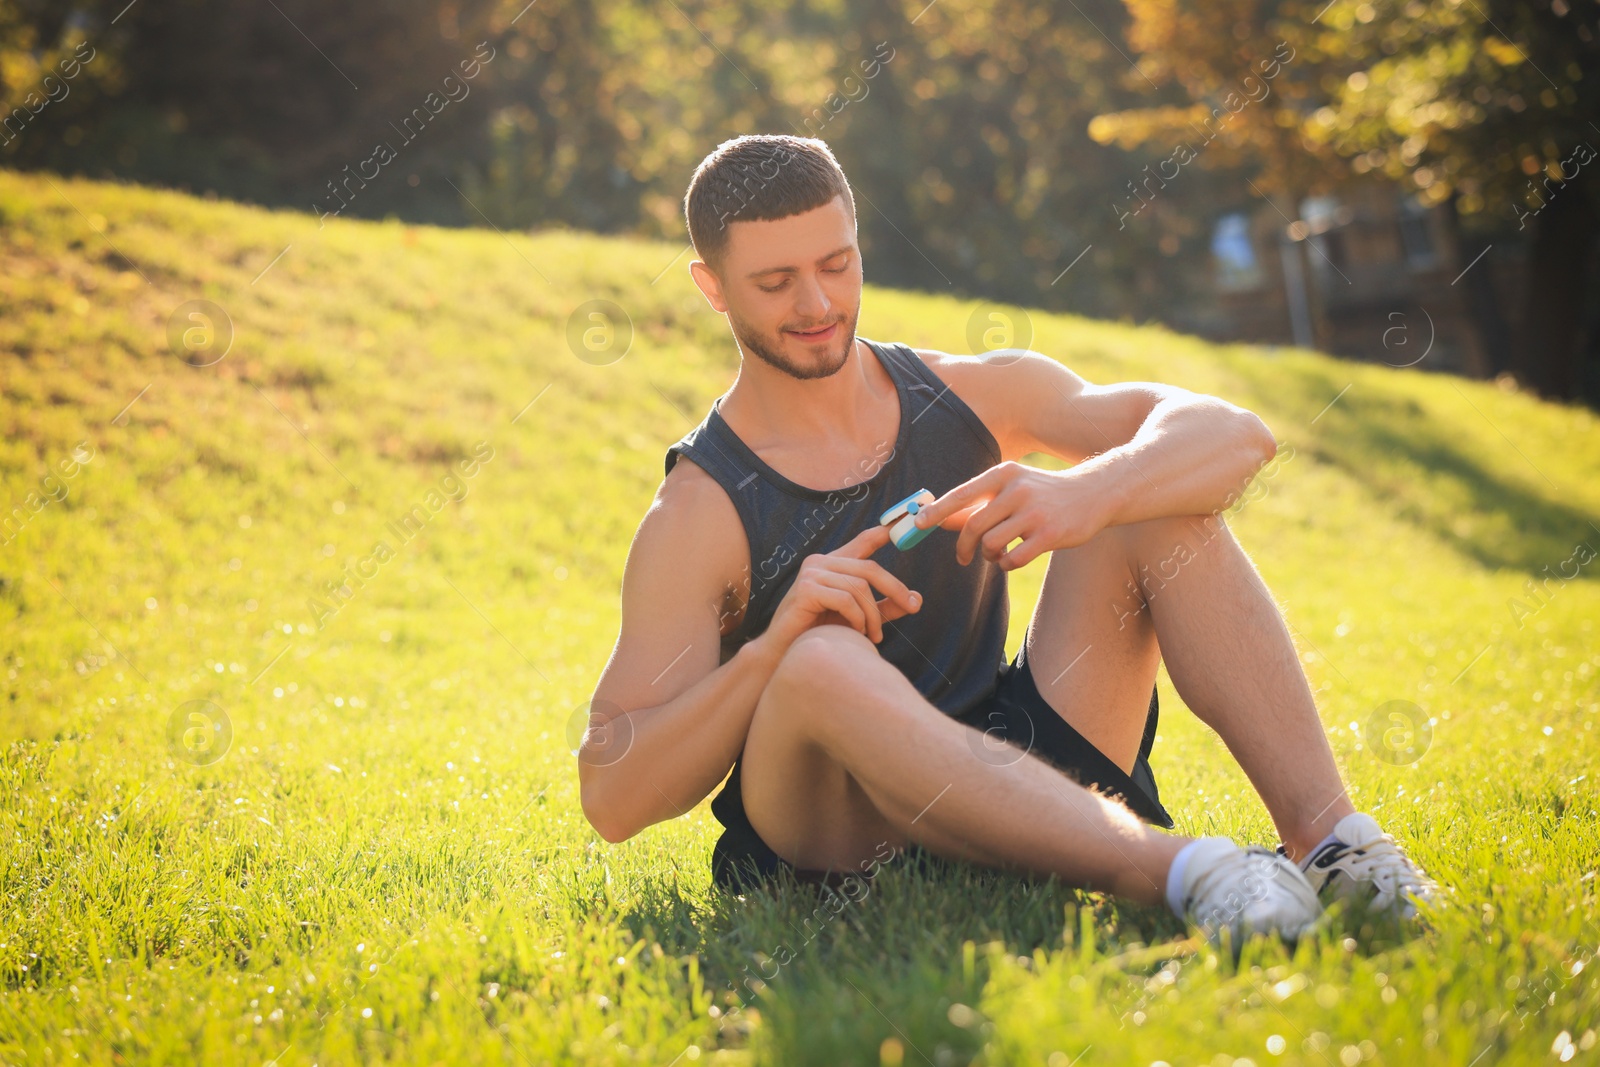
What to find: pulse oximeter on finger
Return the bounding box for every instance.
[880,488,937,550]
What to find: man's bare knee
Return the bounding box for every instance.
[750,625,863,733]
[767,624,878,697]
[742,625,910,868]
[1114,512,1236,593]
[757,624,907,749]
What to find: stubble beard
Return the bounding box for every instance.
[728,304,860,381]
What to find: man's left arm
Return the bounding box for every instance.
[913,351,1278,570]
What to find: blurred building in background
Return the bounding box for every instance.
[1187,184,1525,377]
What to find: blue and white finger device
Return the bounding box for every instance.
[880,488,937,551]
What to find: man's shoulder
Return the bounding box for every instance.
[657,451,740,523]
[901,345,1165,468]
[897,344,1035,461]
[906,344,971,373]
[652,454,748,557]
[650,454,751,633]
[903,343,1047,380]
[899,343,1029,399]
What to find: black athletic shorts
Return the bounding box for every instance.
[709,638,1176,893]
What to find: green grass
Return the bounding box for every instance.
[0,168,1597,1066]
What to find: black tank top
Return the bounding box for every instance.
[664,337,1011,849]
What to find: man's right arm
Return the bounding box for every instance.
[578,459,782,844]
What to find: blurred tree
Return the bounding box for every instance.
[1090,0,1600,403]
[568,0,1233,327]
[0,0,1253,342]
[828,0,1205,320]
[3,0,515,218]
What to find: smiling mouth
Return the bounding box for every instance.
[785,322,839,343]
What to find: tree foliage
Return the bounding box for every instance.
[1092,0,1600,400]
[3,0,1592,393]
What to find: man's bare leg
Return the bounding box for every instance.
[738,623,1188,906]
[1023,511,1355,863]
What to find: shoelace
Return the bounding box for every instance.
[1185,848,1285,921]
[1317,836,1437,900]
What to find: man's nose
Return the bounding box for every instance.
[793,273,831,319]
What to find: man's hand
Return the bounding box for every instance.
[761,523,923,654]
[912,461,1112,571]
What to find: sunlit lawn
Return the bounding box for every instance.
[1,169,1597,1065]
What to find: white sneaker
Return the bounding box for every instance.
[1291,812,1441,918]
[1178,837,1323,946]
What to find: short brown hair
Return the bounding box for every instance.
[684,134,856,272]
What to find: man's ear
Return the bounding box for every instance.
[688,259,729,314]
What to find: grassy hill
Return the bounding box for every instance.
[0,168,1597,1065]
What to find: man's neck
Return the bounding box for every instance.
[718,337,900,488]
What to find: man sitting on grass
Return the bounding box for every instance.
[578,133,1439,944]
